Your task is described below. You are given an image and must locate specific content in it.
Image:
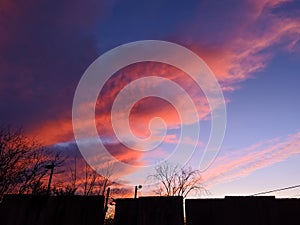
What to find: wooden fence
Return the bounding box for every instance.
[1,195,300,225]
[114,196,184,225]
[0,195,104,225]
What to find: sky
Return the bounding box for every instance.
[1,0,300,197]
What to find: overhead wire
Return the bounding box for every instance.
[250,184,300,196]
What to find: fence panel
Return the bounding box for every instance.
[114,196,184,225]
[0,195,105,225]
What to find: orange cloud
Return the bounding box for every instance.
[29,118,74,146]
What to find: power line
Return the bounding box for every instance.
[250,184,300,196]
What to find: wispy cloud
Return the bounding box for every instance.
[180,0,300,89]
[203,131,300,186]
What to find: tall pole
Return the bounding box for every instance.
[46,164,55,195]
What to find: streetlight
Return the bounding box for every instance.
[134,185,142,198]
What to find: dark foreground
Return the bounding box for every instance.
[1,195,300,225]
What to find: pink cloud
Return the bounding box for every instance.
[180,0,300,90]
[203,132,300,186]
[18,0,300,182]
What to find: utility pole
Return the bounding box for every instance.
[45,163,55,195]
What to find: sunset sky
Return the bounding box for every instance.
[1,0,300,197]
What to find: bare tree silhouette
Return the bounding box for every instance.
[148,162,207,198]
[0,126,64,198]
[83,162,115,196]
